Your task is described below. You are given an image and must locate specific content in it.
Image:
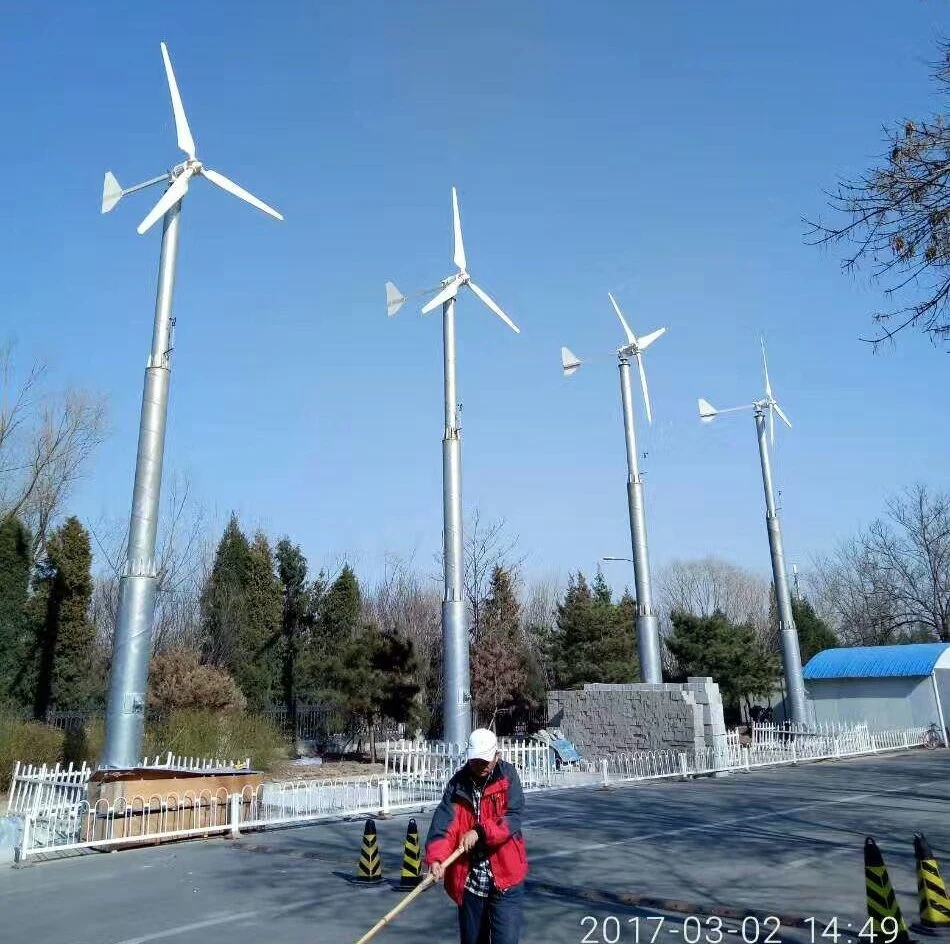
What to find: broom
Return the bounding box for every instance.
[353,845,466,944]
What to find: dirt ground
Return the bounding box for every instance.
[267,758,386,781]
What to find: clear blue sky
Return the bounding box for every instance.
[3,1,947,591]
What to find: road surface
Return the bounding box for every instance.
[1,748,947,944]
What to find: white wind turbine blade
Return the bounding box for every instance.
[468,281,520,334]
[202,168,284,221]
[607,293,635,345]
[561,347,582,377]
[769,403,775,445]
[637,326,666,351]
[698,398,718,421]
[773,401,793,430]
[421,279,460,314]
[137,169,192,234]
[452,187,467,272]
[160,42,196,160]
[761,336,773,401]
[636,354,653,424]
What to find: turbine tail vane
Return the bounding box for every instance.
[386,281,407,317]
[561,346,582,377]
[698,398,718,422]
[102,171,123,214]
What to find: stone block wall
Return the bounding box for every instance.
[547,677,726,757]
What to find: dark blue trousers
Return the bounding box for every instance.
[458,883,524,944]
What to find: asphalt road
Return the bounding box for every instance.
[1,749,948,944]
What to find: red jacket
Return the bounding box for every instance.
[424,758,528,904]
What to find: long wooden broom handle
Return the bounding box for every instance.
[352,845,467,944]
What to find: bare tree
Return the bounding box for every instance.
[362,552,441,650]
[519,575,562,688]
[90,474,210,656]
[807,542,905,646]
[0,342,108,561]
[810,485,950,643]
[658,557,772,636]
[806,40,950,346]
[462,510,525,642]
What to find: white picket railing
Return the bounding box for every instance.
[18,788,237,859]
[7,762,93,816]
[5,754,251,819]
[146,753,252,771]
[9,721,935,863]
[384,736,563,789]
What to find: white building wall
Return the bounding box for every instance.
[806,676,938,729]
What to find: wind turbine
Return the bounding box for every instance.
[561,293,666,683]
[100,43,283,770]
[697,338,807,726]
[387,187,519,747]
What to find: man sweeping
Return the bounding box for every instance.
[425,728,527,944]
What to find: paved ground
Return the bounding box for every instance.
[1,749,948,944]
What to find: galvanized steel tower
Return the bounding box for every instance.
[99,43,283,768]
[386,188,519,747]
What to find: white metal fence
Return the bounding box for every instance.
[384,737,565,788]
[7,762,93,817]
[9,722,934,863]
[5,753,250,820]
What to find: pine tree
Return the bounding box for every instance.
[481,566,521,640]
[200,516,284,705]
[0,516,31,704]
[317,565,361,648]
[241,532,283,707]
[792,596,837,664]
[665,609,780,715]
[200,514,252,670]
[31,517,96,714]
[300,564,362,700]
[551,571,639,688]
[332,625,420,761]
[275,538,316,725]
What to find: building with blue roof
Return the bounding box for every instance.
[802,643,950,736]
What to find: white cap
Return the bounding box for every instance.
[467,728,498,762]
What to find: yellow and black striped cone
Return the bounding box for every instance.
[398,818,423,890]
[355,818,382,883]
[914,833,950,935]
[865,837,912,944]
